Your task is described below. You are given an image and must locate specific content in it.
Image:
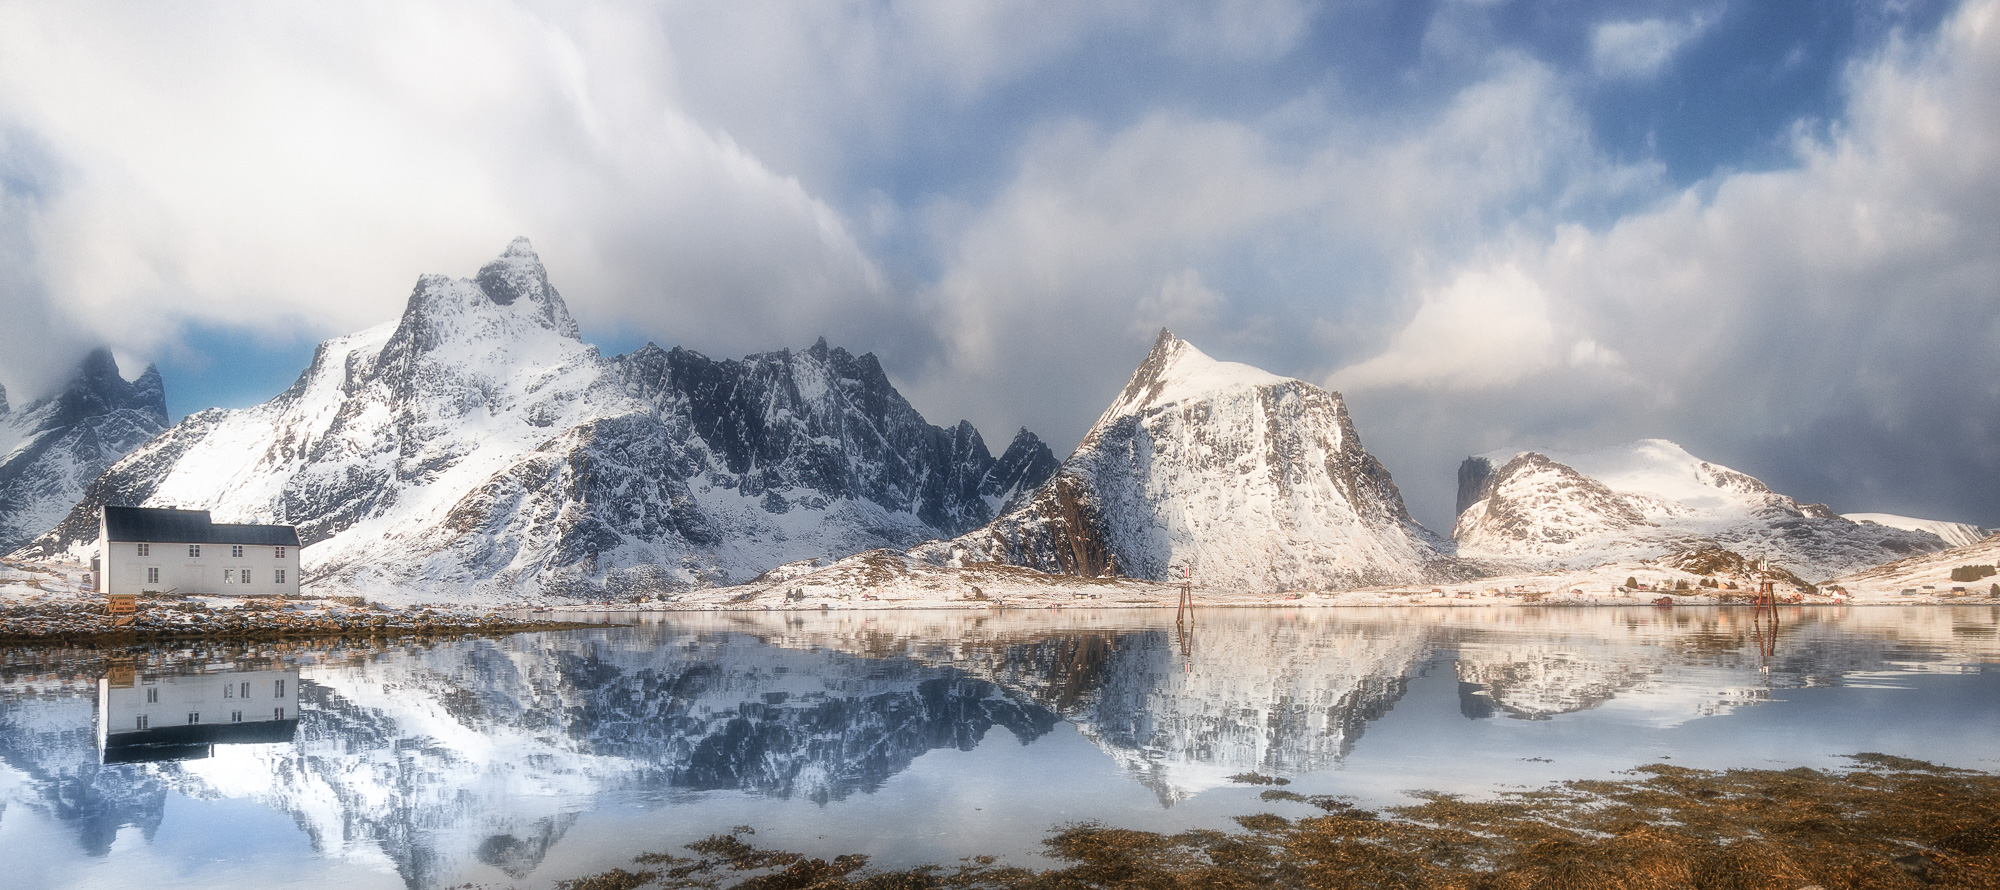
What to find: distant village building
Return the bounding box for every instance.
[93,505,302,597]
[96,666,300,763]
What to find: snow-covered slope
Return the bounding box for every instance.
[1453,439,1947,580]
[14,239,1054,599]
[0,350,168,551]
[935,330,1461,591]
[1842,513,1989,549]
[1827,530,2000,598]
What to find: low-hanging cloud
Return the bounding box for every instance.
[0,2,886,399]
[0,0,1992,537]
[908,54,1654,450]
[1329,264,1623,393]
[1339,0,2000,528]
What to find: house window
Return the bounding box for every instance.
[231,710,242,723]
[136,543,149,557]
[147,567,160,584]
[274,679,286,698]
[136,715,148,730]
[276,569,286,584]
[240,682,250,699]
[232,545,244,558]
[189,544,201,558]
[275,546,286,559]
[223,684,234,699]
[273,706,286,720]
[223,569,234,584]
[146,687,158,703]
[187,712,200,724]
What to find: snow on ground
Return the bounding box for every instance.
[14,540,1993,620]
[1829,531,2000,599]
[556,549,1974,613]
[1843,513,1990,548]
[0,559,86,605]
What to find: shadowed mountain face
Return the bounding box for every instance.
[0,349,167,551]
[14,240,1055,597]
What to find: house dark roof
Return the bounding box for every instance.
[101,506,301,547]
[101,719,299,763]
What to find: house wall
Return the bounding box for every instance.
[96,668,301,746]
[100,539,301,597]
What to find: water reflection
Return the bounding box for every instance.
[97,665,300,763]
[0,606,1994,889]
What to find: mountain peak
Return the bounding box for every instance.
[500,235,538,260]
[1101,330,1287,423]
[1454,438,1949,579]
[474,237,562,312]
[387,238,584,361]
[26,348,170,430]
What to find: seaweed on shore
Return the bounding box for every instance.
[534,756,2000,889]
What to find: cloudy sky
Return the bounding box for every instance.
[0,0,1994,531]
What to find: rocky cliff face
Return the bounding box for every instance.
[14,239,1054,598]
[939,330,1461,591]
[0,349,168,551]
[1452,439,1947,580]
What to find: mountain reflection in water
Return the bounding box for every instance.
[0,606,1996,890]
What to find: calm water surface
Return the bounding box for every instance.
[2,605,1997,889]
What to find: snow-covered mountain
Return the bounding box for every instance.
[1828,528,2000,597]
[1452,439,1947,580]
[1841,513,1989,549]
[0,349,167,551]
[934,330,1462,591]
[14,239,1054,598]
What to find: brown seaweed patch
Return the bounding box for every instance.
[1226,771,1290,786]
[544,758,2000,889]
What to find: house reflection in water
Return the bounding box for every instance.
[95,665,301,763]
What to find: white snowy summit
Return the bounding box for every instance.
[17,239,1055,599]
[1453,439,1948,580]
[937,330,1460,591]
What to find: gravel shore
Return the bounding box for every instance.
[0,594,607,644]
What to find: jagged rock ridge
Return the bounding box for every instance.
[934,330,1464,591]
[1453,439,1949,580]
[14,239,1055,597]
[0,349,168,551]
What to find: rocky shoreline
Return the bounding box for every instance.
[0,595,610,645]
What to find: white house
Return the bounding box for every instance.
[93,505,303,597]
[96,666,300,763]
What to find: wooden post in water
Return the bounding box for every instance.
[1174,565,1194,627]
[1173,565,1195,672]
[1750,572,1780,663]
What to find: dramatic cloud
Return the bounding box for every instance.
[1329,264,1622,393]
[0,2,885,394]
[0,0,1991,533]
[1338,0,2000,526]
[908,54,1652,448]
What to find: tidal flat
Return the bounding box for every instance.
[548,755,2000,889]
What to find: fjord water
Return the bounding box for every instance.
[3,606,1997,889]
